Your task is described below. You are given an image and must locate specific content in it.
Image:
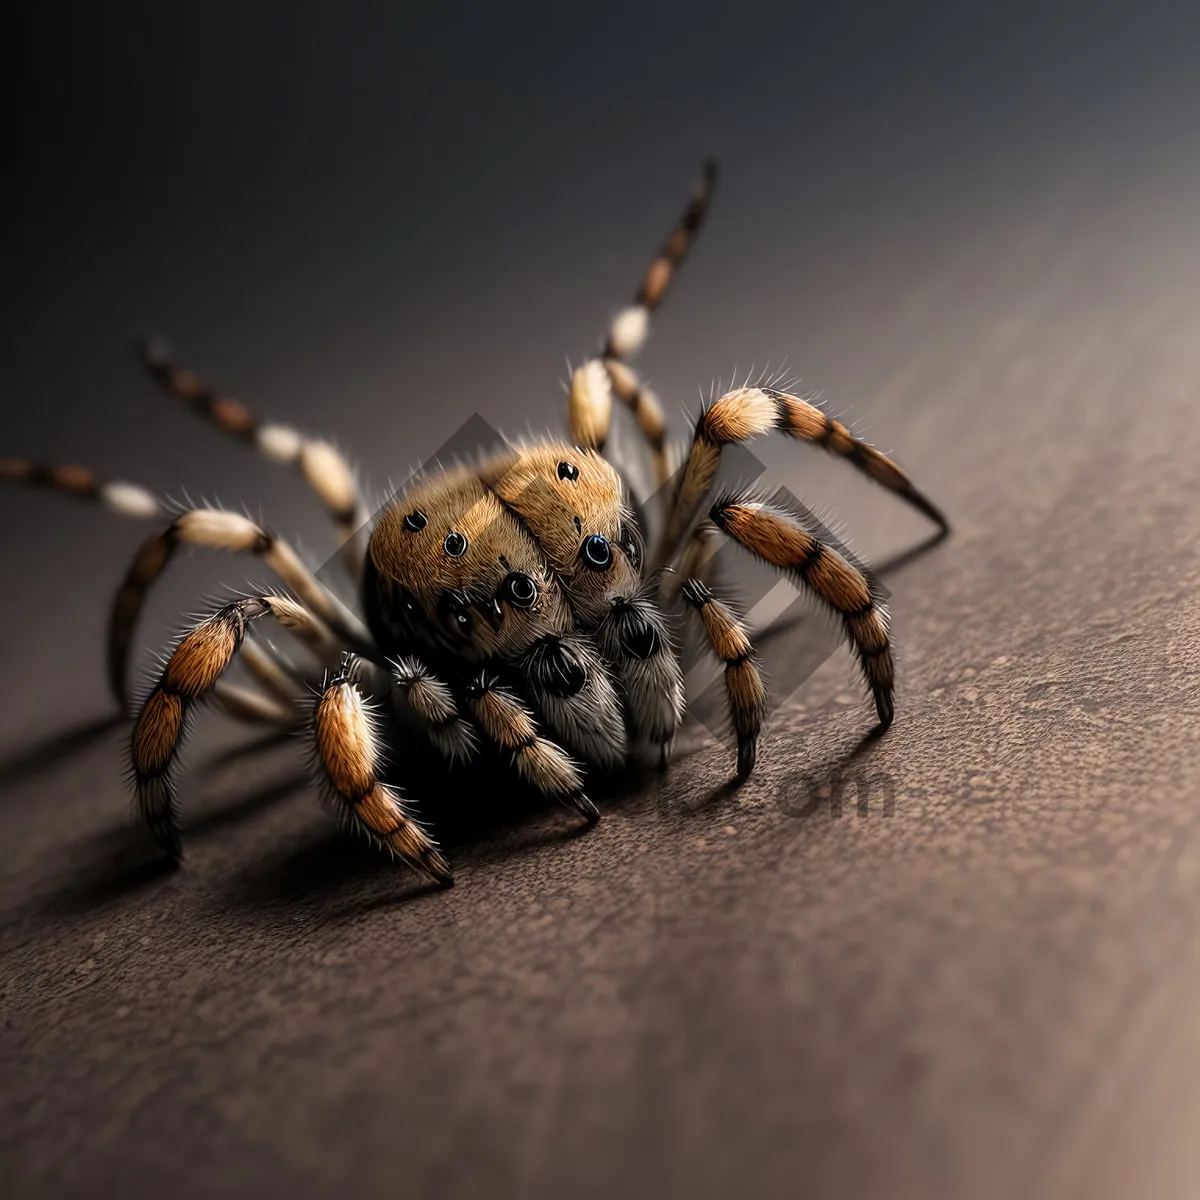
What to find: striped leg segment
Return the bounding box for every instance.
[108,507,367,707]
[463,674,598,823]
[1,458,163,520]
[390,657,479,765]
[679,579,767,779]
[131,594,332,858]
[313,661,452,885]
[710,492,894,729]
[568,161,719,495]
[662,385,949,560]
[602,157,720,361]
[138,338,370,573]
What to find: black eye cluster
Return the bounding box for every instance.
[401,510,470,559]
[578,525,641,572]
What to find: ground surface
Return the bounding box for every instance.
[5,25,1200,1196]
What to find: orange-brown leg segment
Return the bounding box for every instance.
[313,661,452,886]
[137,338,370,573]
[1,458,164,520]
[710,492,895,730]
[108,507,368,708]
[568,160,719,494]
[679,578,767,779]
[463,673,599,823]
[130,594,335,857]
[662,385,949,561]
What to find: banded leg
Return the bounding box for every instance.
[390,657,479,764]
[661,385,949,561]
[138,338,370,574]
[520,634,628,770]
[463,673,598,823]
[710,491,894,729]
[313,659,453,885]
[108,507,369,707]
[567,161,719,490]
[602,157,720,362]
[679,578,767,779]
[131,594,336,857]
[592,597,685,761]
[1,458,163,519]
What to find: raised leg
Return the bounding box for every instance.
[661,385,949,562]
[131,594,337,857]
[138,338,370,575]
[567,160,719,494]
[109,506,369,707]
[313,657,453,885]
[1,458,162,519]
[679,578,767,779]
[710,490,894,729]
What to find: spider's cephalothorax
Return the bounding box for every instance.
[5,161,948,886]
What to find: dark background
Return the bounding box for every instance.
[5,3,1200,1197]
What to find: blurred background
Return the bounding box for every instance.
[6,3,1200,1198]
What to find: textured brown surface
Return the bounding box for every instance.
[6,134,1200,1200]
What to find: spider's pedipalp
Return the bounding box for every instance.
[520,633,628,770]
[464,674,598,823]
[593,595,685,753]
[313,662,453,885]
[710,491,893,730]
[390,657,479,764]
[680,577,767,779]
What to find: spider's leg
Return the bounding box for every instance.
[592,596,685,763]
[137,338,370,576]
[313,657,453,885]
[130,594,336,858]
[1,458,163,519]
[568,160,719,499]
[679,578,767,780]
[390,657,479,765]
[710,489,894,730]
[463,672,598,824]
[659,385,949,565]
[519,633,628,771]
[109,507,371,708]
[1,459,314,711]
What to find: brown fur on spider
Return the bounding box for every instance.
[4,161,948,888]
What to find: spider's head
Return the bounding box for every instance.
[482,441,643,627]
[366,467,569,662]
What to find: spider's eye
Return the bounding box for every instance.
[443,531,468,557]
[402,510,427,532]
[499,571,538,609]
[557,461,579,482]
[580,534,612,571]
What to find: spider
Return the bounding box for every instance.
[3,161,948,886]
